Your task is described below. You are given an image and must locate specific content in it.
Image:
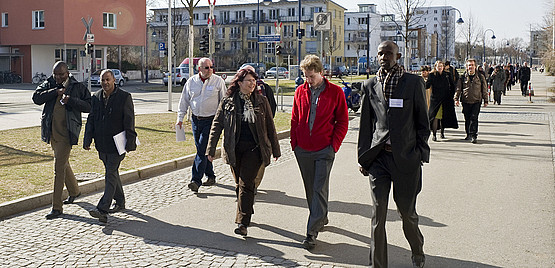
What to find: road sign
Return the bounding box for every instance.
[159,42,166,51]
[314,12,331,31]
[258,35,281,43]
[86,34,95,43]
[160,50,165,58]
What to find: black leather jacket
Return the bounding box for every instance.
[32,75,91,145]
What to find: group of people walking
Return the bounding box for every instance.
[420,59,532,144]
[34,40,539,267]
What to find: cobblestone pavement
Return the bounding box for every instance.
[0,138,348,267]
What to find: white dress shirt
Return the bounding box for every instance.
[177,74,227,122]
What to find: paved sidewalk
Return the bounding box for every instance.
[0,72,553,267]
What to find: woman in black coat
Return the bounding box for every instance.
[425,61,458,141]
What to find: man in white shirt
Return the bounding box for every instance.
[176,58,227,192]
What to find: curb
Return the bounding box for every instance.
[0,130,291,220]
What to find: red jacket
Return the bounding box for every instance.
[291,78,349,152]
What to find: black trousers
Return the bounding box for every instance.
[462,102,481,138]
[493,91,502,104]
[368,151,424,268]
[231,140,262,226]
[97,152,126,213]
[520,80,529,95]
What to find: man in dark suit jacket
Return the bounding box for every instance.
[357,41,430,268]
[519,62,531,96]
[84,69,137,223]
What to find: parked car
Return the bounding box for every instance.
[332,66,348,77]
[349,66,358,75]
[163,67,195,86]
[265,67,289,79]
[88,69,126,87]
[240,63,266,79]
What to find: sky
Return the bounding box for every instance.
[151,0,551,46]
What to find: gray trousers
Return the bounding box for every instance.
[367,151,424,268]
[97,152,126,213]
[294,145,335,237]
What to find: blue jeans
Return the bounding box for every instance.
[97,152,126,213]
[191,116,215,186]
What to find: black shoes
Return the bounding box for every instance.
[412,255,426,268]
[471,137,477,144]
[188,182,199,192]
[432,135,437,142]
[202,177,216,186]
[108,204,125,214]
[45,209,62,220]
[234,224,248,236]
[89,208,108,223]
[464,135,472,141]
[302,234,316,250]
[63,192,81,204]
[440,133,445,139]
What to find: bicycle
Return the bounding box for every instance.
[32,72,48,84]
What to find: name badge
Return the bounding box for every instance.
[389,98,403,108]
[206,85,214,91]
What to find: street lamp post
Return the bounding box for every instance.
[444,7,464,61]
[257,0,271,72]
[483,28,495,64]
[146,30,157,83]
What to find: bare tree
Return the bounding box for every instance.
[181,0,202,77]
[383,0,427,68]
[459,12,481,61]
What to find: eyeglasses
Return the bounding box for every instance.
[202,66,214,69]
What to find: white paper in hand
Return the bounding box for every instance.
[176,125,186,142]
[113,131,140,155]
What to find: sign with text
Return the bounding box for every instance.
[258,35,281,43]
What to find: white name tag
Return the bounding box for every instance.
[206,85,214,91]
[389,98,403,108]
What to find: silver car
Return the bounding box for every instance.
[265,67,289,79]
[88,69,126,87]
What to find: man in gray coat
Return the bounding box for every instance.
[358,41,430,268]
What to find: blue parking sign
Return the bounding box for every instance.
[159,42,166,51]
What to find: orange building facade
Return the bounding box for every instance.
[0,0,146,82]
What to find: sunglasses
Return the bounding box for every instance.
[202,66,214,69]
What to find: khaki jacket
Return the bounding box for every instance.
[207,91,281,167]
[454,72,488,104]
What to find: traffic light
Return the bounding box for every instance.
[199,29,209,54]
[276,45,282,55]
[85,43,93,55]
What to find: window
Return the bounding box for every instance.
[269,9,279,20]
[248,26,257,38]
[32,10,44,29]
[288,8,295,17]
[235,11,245,21]
[203,13,209,20]
[55,49,77,70]
[193,13,199,20]
[264,26,272,35]
[103,12,116,29]
[160,15,167,22]
[220,11,230,22]
[2,13,7,27]
[347,18,350,25]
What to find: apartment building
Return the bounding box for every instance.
[344,4,382,69]
[0,0,146,82]
[150,0,346,71]
[415,6,460,63]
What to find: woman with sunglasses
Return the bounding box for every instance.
[206,68,281,236]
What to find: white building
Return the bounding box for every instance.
[344,4,382,70]
[415,6,460,63]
